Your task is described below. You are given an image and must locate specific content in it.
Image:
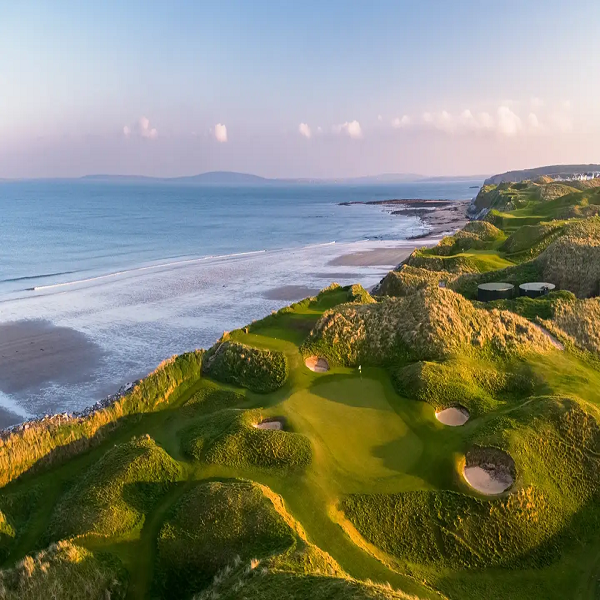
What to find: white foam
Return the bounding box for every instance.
[0,391,32,419]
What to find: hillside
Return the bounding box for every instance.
[485,164,600,185]
[3,179,600,599]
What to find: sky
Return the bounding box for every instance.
[0,0,599,178]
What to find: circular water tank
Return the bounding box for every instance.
[477,282,514,302]
[519,282,555,298]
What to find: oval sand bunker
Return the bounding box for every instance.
[463,447,515,495]
[436,406,469,426]
[253,418,285,430]
[305,356,330,373]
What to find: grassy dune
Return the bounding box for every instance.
[3,181,600,598]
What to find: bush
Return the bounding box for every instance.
[203,341,288,393]
[49,436,181,539]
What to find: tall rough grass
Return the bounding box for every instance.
[0,540,125,599]
[302,287,554,366]
[0,350,203,488]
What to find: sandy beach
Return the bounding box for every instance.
[328,246,417,267]
[263,285,322,301]
[0,320,104,396]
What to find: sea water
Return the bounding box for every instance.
[0,179,479,420]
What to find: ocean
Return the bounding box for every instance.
[0,179,480,423]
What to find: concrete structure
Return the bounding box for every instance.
[519,282,556,298]
[477,282,514,302]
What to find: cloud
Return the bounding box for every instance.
[334,120,363,139]
[214,123,228,143]
[527,112,542,130]
[123,116,158,139]
[298,123,311,139]
[377,114,383,122]
[392,115,411,129]
[530,97,545,109]
[496,106,522,136]
[550,101,573,132]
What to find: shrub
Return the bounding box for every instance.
[49,436,181,539]
[203,341,288,393]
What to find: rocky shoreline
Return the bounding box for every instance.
[0,380,140,440]
[339,198,472,238]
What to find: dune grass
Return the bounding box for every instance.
[154,480,297,598]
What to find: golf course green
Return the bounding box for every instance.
[2,178,600,599]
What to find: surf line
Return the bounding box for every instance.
[30,250,267,291]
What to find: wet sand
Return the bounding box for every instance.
[328,247,416,267]
[0,320,104,395]
[263,285,321,301]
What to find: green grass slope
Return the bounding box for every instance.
[48,436,182,540]
[182,408,312,470]
[202,340,289,393]
[154,480,297,598]
[303,286,554,366]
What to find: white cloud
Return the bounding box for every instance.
[123,116,158,139]
[392,115,411,128]
[409,101,574,138]
[298,123,311,139]
[496,106,522,136]
[214,123,228,143]
[334,120,363,139]
[527,112,542,130]
[377,114,383,122]
[530,97,545,109]
[317,126,323,134]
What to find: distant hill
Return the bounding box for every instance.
[485,164,600,185]
[82,171,268,185]
[78,171,486,186]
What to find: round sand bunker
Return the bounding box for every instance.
[463,447,515,495]
[253,418,285,430]
[436,405,469,426]
[305,356,330,373]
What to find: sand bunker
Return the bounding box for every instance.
[305,356,330,373]
[435,405,469,426]
[463,447,515,495]
[253,418,284,430]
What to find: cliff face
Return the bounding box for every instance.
[485,164,600,185]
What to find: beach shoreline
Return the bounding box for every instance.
[0,197,471,433]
